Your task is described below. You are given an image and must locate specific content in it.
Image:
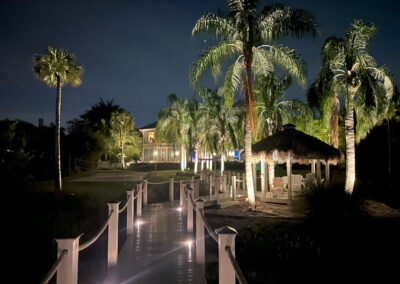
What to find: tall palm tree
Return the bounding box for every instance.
[321,20,394,193]
[191,1,317,208]
[157,97,192,171]
[33,46,83,191]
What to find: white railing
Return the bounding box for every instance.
[182,171,248,284]
[40,179,148,284]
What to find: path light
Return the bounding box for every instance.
[176,207,182,212]
[176,151,179,155]
[186,240,192,249]
[136,221,142,229]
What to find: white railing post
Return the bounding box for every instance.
[107,202,120,267]
[127,190,135,235]
[232,175,237,201]
[56,236,81,284]
[143,178,148,206]
[214,175,219,200]
[182,182,187,215]
[169,177,174,202]
[190,176,195,196]
[209,175,213,200]
[180,179,184,207]
[186,187,194,232]
[222,174,227,193]
[216,226,238,284]
[137,183,142,217]
[195,198,205,268]
[194,177,200,198]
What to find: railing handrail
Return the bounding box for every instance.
[199,209,218,242]
[79,210,114,251]
[225,246,248,284]
[40,249,68,284]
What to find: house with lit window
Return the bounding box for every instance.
[138,121,179,163]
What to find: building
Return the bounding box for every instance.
[138,121,179,163]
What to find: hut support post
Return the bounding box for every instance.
[260,159,266,201]
[252,163,257,193]
[311,159,316,174]
[316,160,321,180]
[325,160,330,183]
[287,157,292,206]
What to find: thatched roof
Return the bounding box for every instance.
[251,124,342,165]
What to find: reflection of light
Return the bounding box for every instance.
[136,221,142,228]
[176,151,179,155]
[154,151,158,155]
[187,240,192,248]
[176,207,182,212]
[245,198,248,202]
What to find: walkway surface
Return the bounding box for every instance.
[103,201,207,284]
[71,170,148,182]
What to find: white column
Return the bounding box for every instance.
[107,202,120,267]
[169,177,174,201]
[137,183,142,217]
[311,159,316,174]
[195,199,205,267]
[56,236,81,284]
[216,226,238,284]
[186,188,194,232]
[127,190,135,235]
[182,182,187,215]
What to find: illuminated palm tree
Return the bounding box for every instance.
[191,1,317,207]
[157,97,191,171]
[110,110,135,169]
[201,90,242,176]
[321,20,394,193]
[33,46,83,191]
[255,73,313,188]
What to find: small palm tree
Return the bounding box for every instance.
[321,20,394,193]
[190,1,317,208]
[110,110,135,169]
[33,46,83,191]
[201,90,241,176]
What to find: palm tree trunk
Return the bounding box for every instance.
[345,98,356,193]
[331,93,340,148]
[180,144,185,171]
[267,120,275,191]
[387,119,391,176]
[245,119,256,208]
[220,141,225,176]
[55,77,62,191]
[120,130,125,169]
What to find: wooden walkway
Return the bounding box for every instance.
[103,201,207,284]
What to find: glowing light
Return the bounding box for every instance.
[154,151,158,155]
[176,151,180,155]
[245,198,248,202]
[187,240,192,249]
[136,221,142,228]
[176,207,182,212]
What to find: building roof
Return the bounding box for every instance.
[251,124,342,165]
[138,121,157,130]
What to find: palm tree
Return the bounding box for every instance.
[255,73,313,188]
[157,97,192,171]
[321,20,394,193]
[191,1,317,207]
[201,90,241,176]
[33,46,83,191]
[110,110,135,169]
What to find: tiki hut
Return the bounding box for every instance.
[251,124,342,204]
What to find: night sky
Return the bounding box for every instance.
[1,0,399,128]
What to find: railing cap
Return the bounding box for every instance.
[55,233,83,242]
[107,201,121,205]
[195,198,206,203]
[215,226,238,235]
[185,187,193,191]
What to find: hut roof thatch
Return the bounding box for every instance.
[251,124,342,165]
